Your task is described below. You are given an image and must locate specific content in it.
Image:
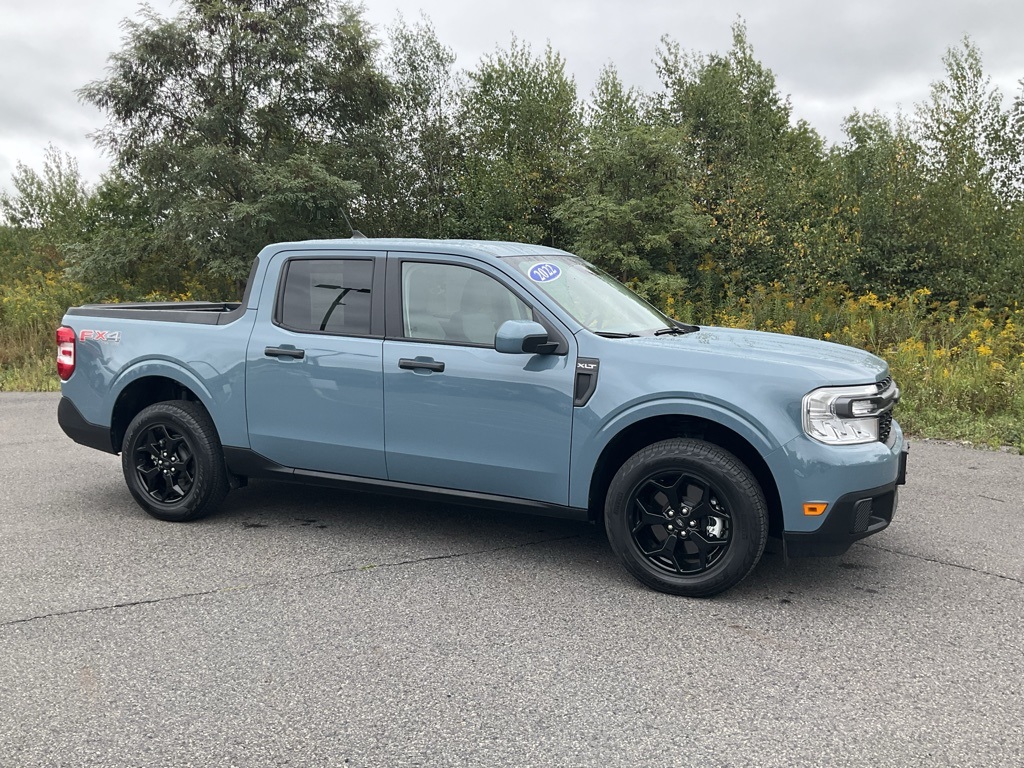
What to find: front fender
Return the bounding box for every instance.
[568,397,783,509]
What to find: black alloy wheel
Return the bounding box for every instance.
[605,438,768,597]
[629,468,733,575]
[121,400,229,522]
[132,422,196,504]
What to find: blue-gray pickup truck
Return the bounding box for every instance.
[57,239,908,596]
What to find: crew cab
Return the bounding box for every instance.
[57,239,908,596]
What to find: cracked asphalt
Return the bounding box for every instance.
[1,392,1022,767]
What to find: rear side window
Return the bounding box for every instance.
[278,259,373,335]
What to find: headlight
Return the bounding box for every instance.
[802,384,888,445]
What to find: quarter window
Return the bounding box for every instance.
[278,259,373,335]
[401,262,531,345]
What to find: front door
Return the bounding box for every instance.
[382,257,576,505]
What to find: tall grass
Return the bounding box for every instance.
[0,270,88,392]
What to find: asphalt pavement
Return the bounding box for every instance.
[1,392,1022,767]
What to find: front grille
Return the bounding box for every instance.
[878,411,893,443]
[876,377,895,443]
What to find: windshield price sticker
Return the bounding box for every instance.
[528,263,562,283]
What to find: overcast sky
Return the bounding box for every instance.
[2,0,1023,191]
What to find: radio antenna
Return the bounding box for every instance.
[341,207,366,239]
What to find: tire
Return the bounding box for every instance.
[604,439,768,597]
[121,400,229,522]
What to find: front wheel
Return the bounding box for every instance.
[604,439,768,597]
[121,401,229,522]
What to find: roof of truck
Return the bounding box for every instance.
[262,238,572,261]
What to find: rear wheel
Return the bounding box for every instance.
[121,401,229,522]
[604,439,768,597]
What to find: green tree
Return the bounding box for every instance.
[358,14,462,237]
[656,23,830,295]
[830,111,929,294]
[0,150,91,384]
[555,66,710,307]
[0,145,90,268]
[1006,80,1024,204]
[455,39,582,244]
[914,37,1021,304]
[76,0,391,295]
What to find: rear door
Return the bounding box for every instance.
[381,255,576,505]
[245,249,387,478]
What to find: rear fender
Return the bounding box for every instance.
[108,360,221,448]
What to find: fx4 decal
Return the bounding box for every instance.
[79,330,121,343]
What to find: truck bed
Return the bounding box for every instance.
[65,302,245,326]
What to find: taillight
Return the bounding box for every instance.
[56,326,76,380]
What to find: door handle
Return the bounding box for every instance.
[399,358,445,372]
[265,346,305,359]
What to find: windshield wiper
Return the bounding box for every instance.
[654,322,700,336]
[593,331,640,338]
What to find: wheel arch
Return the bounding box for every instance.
[111,374,213,453]
[587,414,784,539]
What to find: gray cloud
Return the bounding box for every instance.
[1,0,1022,190]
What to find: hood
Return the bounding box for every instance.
[621,326,890,386]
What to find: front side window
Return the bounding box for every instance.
[401,262,531,345]
[278,259,373,335]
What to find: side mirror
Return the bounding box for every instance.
[495,320,558,355]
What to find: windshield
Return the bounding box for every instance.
[505,255,672,335]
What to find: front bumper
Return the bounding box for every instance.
[785,442,909,557]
